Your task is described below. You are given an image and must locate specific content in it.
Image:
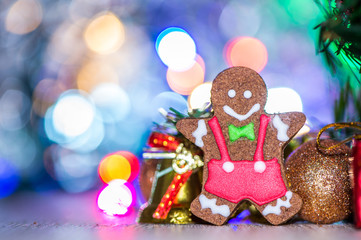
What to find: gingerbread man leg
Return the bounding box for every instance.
[254,191,302,225]
[190,190,238,226]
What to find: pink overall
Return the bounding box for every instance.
[204,114,287,206]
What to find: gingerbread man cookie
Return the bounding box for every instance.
[176,67,305,225]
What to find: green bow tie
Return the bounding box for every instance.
[228,122,255,142]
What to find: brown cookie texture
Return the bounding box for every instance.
[176,67,306,225]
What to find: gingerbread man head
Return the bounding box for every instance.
[211,67,267,126]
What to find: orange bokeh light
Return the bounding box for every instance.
[224,37,268,73]
[5,0,43,35]
[83,12,125,55]
[98,154,131,183]
[166,55,205,95]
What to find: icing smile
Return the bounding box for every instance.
[223,103,260,122]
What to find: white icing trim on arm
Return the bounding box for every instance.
[192,119,207,147]
[223,103,260,122]
[272,115,289,141]
[199,194,230,217]
[262,191,293,216]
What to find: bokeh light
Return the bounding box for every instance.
[99,153,131,183]
[224,37,268,72]
[149,91,188,124]
[0,158,20,198]
[90,83,130,123]
[84,12,125,55]
[166,55,205,95]
[45,106,105,152]
[44,90,105,152]
[52,91,95,137]
[5,0,42,35]
[265,87,303,114]
[188,82,212,110]
[97,179,135,216]
[156,27,197,71]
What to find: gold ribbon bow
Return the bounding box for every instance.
[316,122,361,150]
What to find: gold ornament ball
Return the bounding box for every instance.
[285,139,352,224]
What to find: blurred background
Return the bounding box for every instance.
[0,0,339,200]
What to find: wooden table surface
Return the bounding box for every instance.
[0,191,358,240]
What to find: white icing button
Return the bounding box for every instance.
[222,161,234,173]
[228,89,236,98]
[254,161,266,173]
[272,115,289,142]
[244,90,252,99]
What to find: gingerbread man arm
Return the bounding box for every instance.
[271,112,306,142]
[176,118,212,150]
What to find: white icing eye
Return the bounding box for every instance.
[228,89,236,98]
[244,90,252,99]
